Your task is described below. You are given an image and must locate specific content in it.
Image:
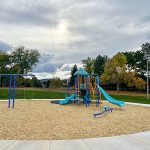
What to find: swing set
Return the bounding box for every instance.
[0,74,35,108]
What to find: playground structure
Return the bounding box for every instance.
[60,68,101,107]
[0,74,35,108]
[59,68,125,115]
[74,68,100,106]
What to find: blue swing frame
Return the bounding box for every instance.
[0,74,35,108]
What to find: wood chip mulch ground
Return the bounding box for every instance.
[0,100,150,140]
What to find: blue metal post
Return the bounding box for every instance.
[77,76,80,105]
[74,77,77,104]
[0,74,35,109]
[75,77,77,94]
[86,76,89,107]
[8,75,12,108]
[85,77,87,106]
[96,76,100,107]
[12,75,17,108]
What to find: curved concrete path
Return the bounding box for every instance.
[0,131,150,150]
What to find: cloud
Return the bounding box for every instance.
[147,34,150,40]
[0,0,59,27]
[0,0,150,78]
[33,63,83,79]
[33,53,59,73]
[135,16,150,28]
[0,41,12,51]
[34,63,57,73]
[33,72,54,80]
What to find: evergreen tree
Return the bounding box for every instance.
[93,55,107,76]
[69,64,77,86]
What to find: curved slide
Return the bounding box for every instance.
[97,85,125,107]
[59,94,76,105]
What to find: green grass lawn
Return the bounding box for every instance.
[0,88,150,104]
[108,94,150,104]
[0,88,66,99]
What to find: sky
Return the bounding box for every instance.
[0,0,150,79]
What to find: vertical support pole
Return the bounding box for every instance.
[84,77,86,89]
[67,84,70,96]
[77,76,79,99]
[94,77,96,89]
[8,75,12,108]
[96,76,100,107]
[75,77,76,94]
[86,76,89,107]
[96,76,98,106]
[12,75,17,108]
[74,77,77,104]
[0,75,1,86]
[147,59,149,100]
[85,76,87,107]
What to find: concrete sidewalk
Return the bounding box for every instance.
[0,131,150,150]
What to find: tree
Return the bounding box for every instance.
[93,55,107,76]
[11,46,40,74]
[135,77,146,90]
[124,50,146,76]
[0,51,10,73]
[124,72,146,90]
[124,72,136,87]
[51,78,63,87]
[0,46,40,74]
[82,57,94,75]
[101,52,127,91]
[142,43,150,56]
[124,43,150,77]
[69,64,77,86]
[123,51,135,72]
[32,77,42,87]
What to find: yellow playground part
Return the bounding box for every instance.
[73,68,101,107]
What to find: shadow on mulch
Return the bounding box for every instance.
[50,100,61,104]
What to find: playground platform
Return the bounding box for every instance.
[0,131,150,150]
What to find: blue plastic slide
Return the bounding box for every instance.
[59,94,76,105]
[97,85,125,107]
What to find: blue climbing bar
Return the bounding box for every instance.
[8,75,12,108]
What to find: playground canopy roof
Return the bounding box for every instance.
[74,68,89,77]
